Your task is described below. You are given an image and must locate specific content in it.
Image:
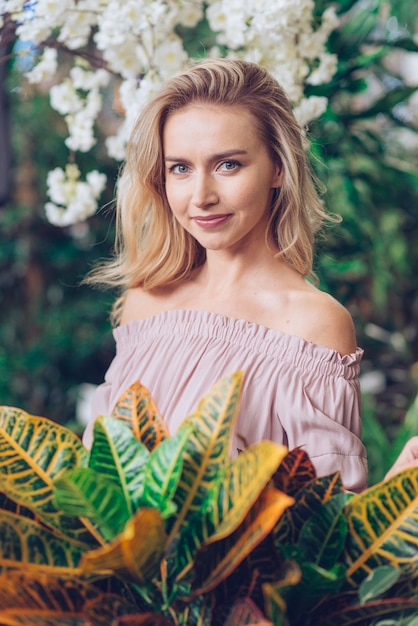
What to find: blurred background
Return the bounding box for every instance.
[0,0,417,484]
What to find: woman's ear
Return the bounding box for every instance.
[272,164,283,189]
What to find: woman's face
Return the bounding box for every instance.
[163,104,282,255]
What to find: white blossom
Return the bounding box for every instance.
[153,38,189,78]
[57,2,97,49]
[176,3,203,27]
[293,96,328,127]
[106,129,129,161]
[26,47,58,84]
[307,53,338,86]
[35,0,69,22]
[50,80,83,115]
[46,164,106,225]
[4,0,25,12]
[65,112,96,152]
[16,19,53,44]
[86,170,107,196]
[70,66,110,91]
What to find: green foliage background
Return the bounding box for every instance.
[0,0,417,482]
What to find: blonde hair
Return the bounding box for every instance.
[89,58,333,296]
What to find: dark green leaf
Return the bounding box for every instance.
[89,415,150,513]
[298,492,349,569]
[359,566,401,604]
[53,467,131,541]
[139,425,192,518]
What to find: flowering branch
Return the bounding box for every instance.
[1,0,339,226]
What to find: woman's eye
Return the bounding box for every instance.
[220,160,240,171]
[170,164,189,174]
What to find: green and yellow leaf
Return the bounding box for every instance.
[192,486,293,595]
[0,407,97,546]
[0,509,83,574]
[211,441,290,541]
[343,466,418,586]
[80,507,166,585]
[53,468,131,542]
[178,441,290,589]
[111,381,169,450]
[166,371,244,549]
[89,415,150,513]
[140,425,192,518]
[0,571,135,622]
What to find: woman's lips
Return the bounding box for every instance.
[192,214,232,229]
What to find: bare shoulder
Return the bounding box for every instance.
[291,286,357,355]
[119,287,168,325]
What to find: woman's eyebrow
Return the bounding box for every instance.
[164,149,248,162]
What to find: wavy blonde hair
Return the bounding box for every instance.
[89,58,333,296]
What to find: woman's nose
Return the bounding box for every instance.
[192,173,219,209]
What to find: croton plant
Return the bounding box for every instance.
[0,371,417,625]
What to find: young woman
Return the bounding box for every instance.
[84,58,417,491]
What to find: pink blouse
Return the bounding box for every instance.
[85,309,368,492]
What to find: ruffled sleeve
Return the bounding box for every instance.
[275,344,368,492]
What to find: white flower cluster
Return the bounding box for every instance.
[206,0,339,127]
[50,65,110,152]
[5,0,339,225]
[45,164,106,225]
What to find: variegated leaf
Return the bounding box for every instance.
[0,571,133,619]
[166,372,244,550]
[191,486,293,596]
[0,491,37,520]
[211,441,289,540]
[172,440,290,584]
[271,448,316,497]
[111,381,169,450]
[54,467,130,543]
[140,425,193,518]
[274,472,345,546]
[80,507,166,585]
[0,406,97,546]
[0,509,82,574]
[298,492,349,569]
[89,415,150,513]
[343,466,418,586]
[176,441,293,582]
[53,468,131,541]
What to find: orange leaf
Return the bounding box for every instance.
[111,381,169,450]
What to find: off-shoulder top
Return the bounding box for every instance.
[84,309,368,492]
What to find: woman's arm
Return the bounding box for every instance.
[384,436,418,480]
